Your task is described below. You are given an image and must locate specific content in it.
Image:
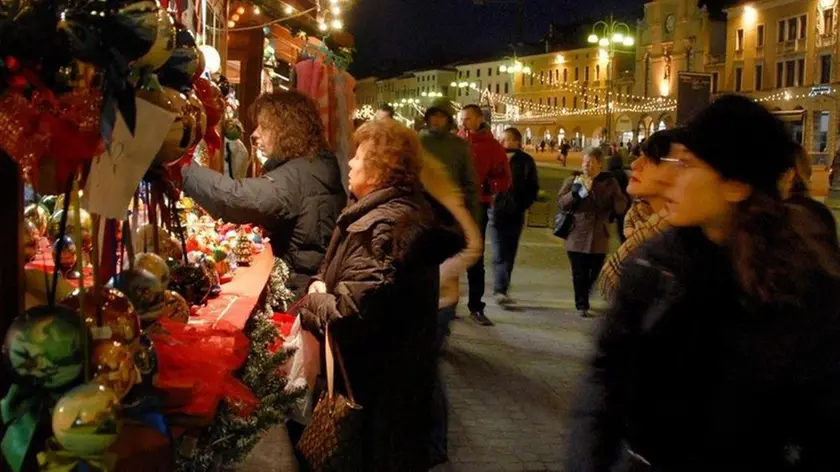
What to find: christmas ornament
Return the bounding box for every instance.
[23,203,48,236]
[134,224,184,260]
[153,86,195,164]
[131,3,175,70]
[156,20,200,92]
[92,340,139,399]
[2,305,88,389]
[188,251,220,296]
[54,235,78,274]
[47,207,93,249]
[135,252,170,287]
[235,232,253,266]
[133,334,158,385]
[60,287,141,346]
[115,267,165,315]
[52,383,122,455]
[22,219,39,262]
[40,195,59,214]
[142,290,190,324]
[168,261,212,306]
[186,91,207,147]
[52,190,83,220]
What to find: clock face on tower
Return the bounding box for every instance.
[665,14,676,33]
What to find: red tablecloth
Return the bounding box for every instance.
[26,240,274,331]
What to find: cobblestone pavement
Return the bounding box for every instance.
[433,223,611,472]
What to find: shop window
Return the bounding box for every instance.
[814,111,831,156]
[736,28,744,51]
[757,24,765,48]
[755,64,763,90]
[821,54,832,84]
[797,58,805,85]
[734,67,743,92]
[785,60,795,86]
[776,62,784,87]
[824,9,834,35]
[788,17,798,41]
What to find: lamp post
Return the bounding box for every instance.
[588,15,634,145]
[449,80,485,104]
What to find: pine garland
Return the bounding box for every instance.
[176,259,302,472]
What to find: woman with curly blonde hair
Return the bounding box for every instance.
[182,90,347,296]
[297,119,465,471]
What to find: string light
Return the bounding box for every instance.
[284,5,295,14]
[331,19,343,30]
[236,6,245,14]
[253,6,260,15]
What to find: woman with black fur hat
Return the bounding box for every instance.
[565,94,840,471]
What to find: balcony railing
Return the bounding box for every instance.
[817,32,836,49]
[705,54,725,66]
[734,49,744,61]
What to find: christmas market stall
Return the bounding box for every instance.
[0,0,356,471]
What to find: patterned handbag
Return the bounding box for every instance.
[297,325,364,471]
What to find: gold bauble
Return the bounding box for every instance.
[133,7,175,70]
[154,87,194,164]
[186,92,206,147]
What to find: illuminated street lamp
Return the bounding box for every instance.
[588,15,634,144]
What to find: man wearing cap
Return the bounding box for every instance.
[420,97,481,467]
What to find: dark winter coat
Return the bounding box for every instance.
[181,152,347,295]
[558,172,628,253]
[297,185,463,471]
[493,148,539,226]
[565,226,840,472]
[419,129,480,220]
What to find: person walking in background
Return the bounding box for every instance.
[419,98,483,466]
[565,94,840,472]
[491,127,539,307]
[558,140,571,167]
[460,104,512,326]
[782,144,839,247]
[598,129,677,301]
[557,147,627,318]
[606,154,629,243]
[376,103,395,120]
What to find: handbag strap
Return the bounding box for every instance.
[324,325,356,404]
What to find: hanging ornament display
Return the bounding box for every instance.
[135,252,171,287]
[114,267,165,315]
[23,203,49,236]
[40,195,59,215]
[132,5,176,70]
[156,20,201,93]
[186,91,207,147]
[60,287,141,346]
[168,261,212,306]
[152,86,195,165]
[2,305,88,389]
[91,340,139,399]
[234,231,253,266]
[52,383,122,456]
[133,334,158,386]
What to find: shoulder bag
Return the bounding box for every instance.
[297,325,364,471]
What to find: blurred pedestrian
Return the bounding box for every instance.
[781,143,839,247]
[297,119,464,472]
[607,154,629,243]
[376,103,395,121]
[461,104,512,326]
[558,147,628,317]
[491,127,539,307]
[598,129,678,301]
[566,95,840,471]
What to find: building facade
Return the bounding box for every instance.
[454,59,515,112]
[354,76,378,108]
[724,0,839,167]
[634,0,726,136]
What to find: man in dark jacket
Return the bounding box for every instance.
[491,127,539,307]
[461,104,512,326]
[181,90,347,296]
[607,155,630,243]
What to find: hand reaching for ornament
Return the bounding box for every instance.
[308,281,327,294]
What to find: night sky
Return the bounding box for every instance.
[346,0,736,79]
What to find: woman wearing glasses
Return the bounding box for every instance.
[565,95,840,471]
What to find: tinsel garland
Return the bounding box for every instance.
[175,258,301,471]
